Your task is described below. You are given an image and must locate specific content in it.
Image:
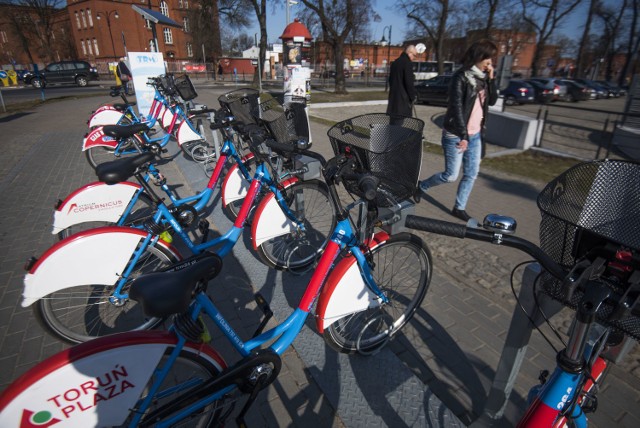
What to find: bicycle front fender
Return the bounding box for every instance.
[52,182,141,234]
[87,108,127,129]
[315,232,389,332]
[23,227,180,307]
[176,119,202,146]
[250,178,299,249]
[221,161,252,206]
[82,126,119,151]
[0,331,226,428]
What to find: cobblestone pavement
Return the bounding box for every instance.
[0,85,638,427]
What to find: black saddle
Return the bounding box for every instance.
[129,252,224,318]
[103,123,149,139]
[95,152,155,184]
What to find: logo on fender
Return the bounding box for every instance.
[20,409,61,428]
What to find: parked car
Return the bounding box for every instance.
[500,80,536,105]
[321,69,350,78]
[22,61,99,88]
[559,80,591,102]
[524,79,555,104]
[529,77,568,101]
[414,75,452,105]
[571,78,607,99]
[595,80,625,98]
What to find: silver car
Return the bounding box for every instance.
[529,77,569,101]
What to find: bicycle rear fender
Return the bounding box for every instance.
[315,232,389,331]
[250,178,299,249]
[87,108,126,129]
[82,126,118,151]
[52,182,141,234]
[23,227,180,307]
[176,120,202,146]
[160,106,175,129]
[221,160,252,206]
[0,331,225,427]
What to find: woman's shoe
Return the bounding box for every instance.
[451,207,471,221]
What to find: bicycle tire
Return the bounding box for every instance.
[256,180,336,272]
[56,193,155,240]
[35,243,179,344]
[130,345,232,427]
[323,233,432,354]
[223,156,257,220]
[85,134,144,170]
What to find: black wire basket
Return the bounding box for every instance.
[252,96,309,148]
[327,114,424,206]
[174,74,198,101]
[537,159,640,339]
[217,88,260,126]
[158,74,177,97]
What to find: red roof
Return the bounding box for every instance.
[280,18,312,40]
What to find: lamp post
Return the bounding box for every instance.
[381,25,392,92]
[96,10,119,60]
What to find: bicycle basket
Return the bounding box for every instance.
[217,88,260,126]
[537,159,640,338]
[158,74,177,96]
[327,114,424,206]
[252,96,309,148]
[174,74,198,101]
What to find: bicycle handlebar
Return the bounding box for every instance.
[404,215,566,280]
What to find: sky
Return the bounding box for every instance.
[247,1,592,47]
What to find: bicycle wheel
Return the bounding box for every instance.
[223,156,257,220]
[34,243,179,343]
[85,134,144,170]
[323,233,432,354]
[56,193,155,240]
[256,180,336,272]
[130,346,234,427]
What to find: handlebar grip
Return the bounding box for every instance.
[265,139,294,154]
[359,176,378,201]
[190,108,218,115]
[210,120,240,130]
[405,216,466,238]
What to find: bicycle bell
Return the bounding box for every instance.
[483,214,517,234]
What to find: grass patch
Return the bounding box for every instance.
[310,89,387,104]
[421,142,580,183]
[1,93,106,115]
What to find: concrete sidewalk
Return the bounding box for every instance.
[0,88,638,427]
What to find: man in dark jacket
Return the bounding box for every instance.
[386,45,418,117]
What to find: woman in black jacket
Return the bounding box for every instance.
[419,40,498,221]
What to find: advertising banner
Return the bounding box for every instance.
[127,52,165,118]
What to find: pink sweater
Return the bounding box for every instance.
[467,89,486,136]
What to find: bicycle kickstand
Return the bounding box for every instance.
[235,372,271,428]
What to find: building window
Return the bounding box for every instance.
[93,38,100,55]
[160,1,169,17]
[0,31,7,43]
[178,0,183,8]
[187,43,193,57]
[87,8,93,27]
[183,17,189,32]
[149,39,156,52]
[87,39,93,55]
[81,40,87,55]
[145,18,152,29]
[80,10,87,29]
[163,28,173,44]
[184,1,188,9]
[75,12,81,29]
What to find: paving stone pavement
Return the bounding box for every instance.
[0,85,638,427]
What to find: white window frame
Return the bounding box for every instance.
[87,9,93,27]
[163,28,173,44]
[81,40,87,55]
[75,12,82,29]
[160,1,169,17]
[80,10,87,29]
[187,42,193,57]
[183,16,189,32]
[93,38,100,55]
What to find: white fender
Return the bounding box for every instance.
[160,106,176,130]
[0,332,226,427]
[23,227,180,307]
[176,120,202,146]
[315,233,389,331]
[82,126,118,150]
[221,161,251,206]
[88,109,127,128]
[250,178,300,249]
[52,182,142,234]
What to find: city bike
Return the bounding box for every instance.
[0,114,431,427]
[24,107,335,343]
[404,159,640,427]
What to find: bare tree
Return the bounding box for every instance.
[398,0,451,75]
[299,0,362,94]
[521,0,582,77]
[618,0,639,86]
[593,0,628,81]
[575,0,598,77]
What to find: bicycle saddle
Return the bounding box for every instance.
[95,152,155,184]
[129,252,223,318]
[103,123,149,139]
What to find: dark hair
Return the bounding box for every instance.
[461,39,498,69]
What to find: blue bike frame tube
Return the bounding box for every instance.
[116,187,146,226]
[518,367,585,427]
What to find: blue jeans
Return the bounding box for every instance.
[421,131,482,210]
